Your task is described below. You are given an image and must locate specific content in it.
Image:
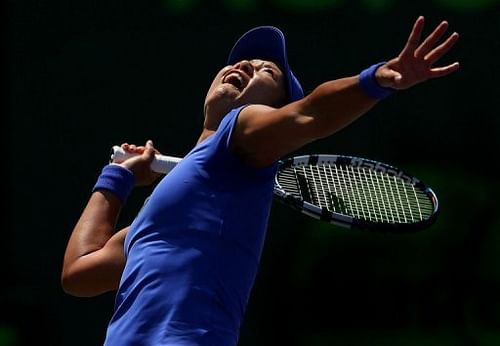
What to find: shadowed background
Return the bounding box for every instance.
[4,0,500,345]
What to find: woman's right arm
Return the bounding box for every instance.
[61,190,129,297]
[61,140,160,297]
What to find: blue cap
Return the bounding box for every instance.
[227,26,304,103]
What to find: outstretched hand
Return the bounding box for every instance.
[376,16,459,90]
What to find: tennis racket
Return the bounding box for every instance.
[111,146,439,233]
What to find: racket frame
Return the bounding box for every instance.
[274,154,439,232]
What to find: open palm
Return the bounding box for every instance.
[376,16,460,90]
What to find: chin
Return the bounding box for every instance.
[216,84,241,100]
[212,86,243,108]
[204,88,244,123]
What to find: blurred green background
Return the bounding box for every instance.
[4,0,500,345]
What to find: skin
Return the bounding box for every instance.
[61,16,459,297]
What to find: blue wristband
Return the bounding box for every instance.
[92,164,134,203]
[359,62,395,100]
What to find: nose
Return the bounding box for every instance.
[235,60,254,77]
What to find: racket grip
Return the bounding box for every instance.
[110,146,182,174]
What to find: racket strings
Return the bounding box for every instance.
[277,163,434,224]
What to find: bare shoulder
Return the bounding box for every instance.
[235,103,291,136]
[232,104,278,167]
[235,104,279,131]
[239,103,276,118]
[232,102,312,167]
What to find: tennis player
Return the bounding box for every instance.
[61,17,459,345]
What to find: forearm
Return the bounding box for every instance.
[63,191,122,265]
[63,163,134,268]
[298,75,379,139]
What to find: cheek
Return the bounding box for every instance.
[260,81,286,103]
[254,79,279,94]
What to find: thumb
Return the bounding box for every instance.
[377,67,403,89]
[143,140,156,162]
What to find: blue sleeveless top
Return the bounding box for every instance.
[104,106,277,346]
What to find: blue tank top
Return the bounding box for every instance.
[104,106,278,346]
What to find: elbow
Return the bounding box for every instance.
[60,269,85,297]
[60,268,102,298]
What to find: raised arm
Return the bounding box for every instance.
[232,16,459,167]
[61,141,160,297]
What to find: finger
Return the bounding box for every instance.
[429,62,460,79]
[400,16,425,57]
[121,143,136,154]
[415,20,449,58]
[424,32,459,64]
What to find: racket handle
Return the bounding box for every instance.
[110,146,182,174]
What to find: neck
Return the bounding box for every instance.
[198,104,225,144]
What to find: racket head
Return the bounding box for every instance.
[274,154,439,233]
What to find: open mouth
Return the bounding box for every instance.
[223,72,245,91]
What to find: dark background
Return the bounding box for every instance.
[4,0,500,345]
